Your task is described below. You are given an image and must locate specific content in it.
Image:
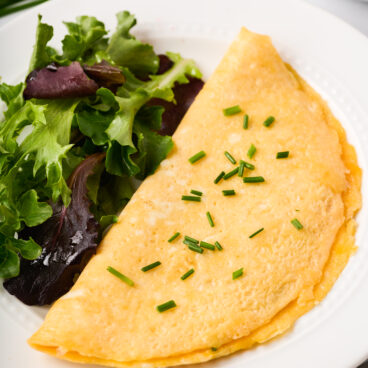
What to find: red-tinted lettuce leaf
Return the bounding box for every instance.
[83,60,125,90]
[144,54,204,136]
[148,77,204,136]
[23,62,98,100]
[3,153,105,305]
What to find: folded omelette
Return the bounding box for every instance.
[29,28,361,367]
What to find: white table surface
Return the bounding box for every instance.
[0,1,367,368]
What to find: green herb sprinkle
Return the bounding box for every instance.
[276,151,289,159]
[182,195,201,202]
[222,189,236,196]
[190,189,203,196]
[232,268,244,280]
[243,176,265,183]
[214,171,225,184]
[249,227,264,238]
[263,116,275,127]
[141,261,161,272]
[107,266,134,287]
[223,105,242,116]
[188,150,206,164]
[243,114,249,129]
[291,218,303,230]
[206,211,215,227]
[247,144,256,159]
[168,232,180,243]
[157,300,176,313]
[224,151,237,164]
[181,268,195,280]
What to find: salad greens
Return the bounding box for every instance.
[0,10,202,292]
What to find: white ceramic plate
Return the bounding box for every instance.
[0,0,368,367]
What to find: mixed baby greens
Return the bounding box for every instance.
[0,11,203,304]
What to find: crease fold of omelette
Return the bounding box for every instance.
[28,27,361,367]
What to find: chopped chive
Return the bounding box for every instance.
[263,116,275,127]
[157,300,176,313]
[190,189,203,196]
[224,151,237,164]
[224,167,239,180]
[232,268,244,280]
[243,114,249,129]
[214,171,225,184]
[211,347,218,352]
[215,241,223,251]
[181,268,195,280]
[238,160,245,177]
[244,162,255,170]
[200,241,215,251]
[184,239,198,246]
[295,209,300,212]
[291,218,303,230]
[182,195,201,202]
[141,261,161,272]
[249,227,264,238]
[188,243,204,254]
[206,211,215,227]
[243,176,265,183]
[189,150,206,164]
[223,105,242,116]
[222,189,236,196]
[107,266,134,287]
[247,144,256,159]
[276,151,289,159]
[184,236,199,244]
[168,232,180,243]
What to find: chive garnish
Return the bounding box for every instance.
[157,300,176,313]
[224,167,239,180]
[244,162,255,170]
[182,195,201,202]
[168,232,180,243]
[141,261,161,272]
[263,116,275,127]
[276,151,289,159]
[189,150,206,164]
[184,236,199,244]
[206,211,215,227]
[243,176,265,183]
[215,241,223,251]
[190,189,203,196]
[107,266,134,287]
[232,268,244,280]
[247,144,256,159]
[211,347,218,352]
[224,151,237,164]
[214,171,225,184]
[181,268,195,280]
[243,114,249,129]
[223,105,242,116]
[222,189,236,196]
[188,243,204,254]
[184,239,198,246]
[249,227,264,238]
[200,241,215,251]
[291,218,303,230]
[238,160,245,177]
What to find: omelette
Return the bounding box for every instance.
[29,28,361,367]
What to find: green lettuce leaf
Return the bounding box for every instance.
[106,11,159,76]
[62,16,108,62]
[28,15,53,72]
[104,52,201,176]
[0,82,24,120]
